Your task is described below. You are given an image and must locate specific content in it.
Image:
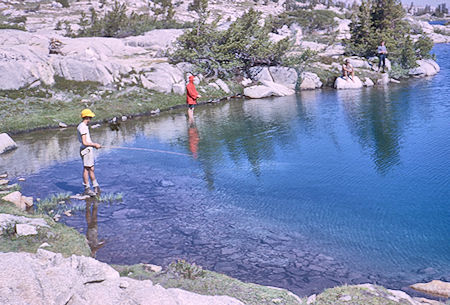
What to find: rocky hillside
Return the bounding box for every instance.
[0,0,448,99]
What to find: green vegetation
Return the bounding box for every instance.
[0,201,90,257]
[346,0,433,69]
[74,1,190,38]
[170,9,290,78]
[56,0,70,8]
[271,9,339,34]
[0,15,27,31]
[113,263,302,305]
[315,285,407,305]
[35,192,72,215]
[0,76,240,133]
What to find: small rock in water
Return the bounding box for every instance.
[91,124,101,129]
[18,178,25,181]
[53,215,61,222]
[58,122,68,128]
[0,179,9,185]
[150,108,160,115]
[121,116,127,121]
[7,183,18,189]
[0,173,7,178]
[70,194,90,200]
[63,210,72,217]
[160,180,175,187]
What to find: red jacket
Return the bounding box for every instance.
[186,76,199,105]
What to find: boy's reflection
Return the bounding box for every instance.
[85,197,106,257]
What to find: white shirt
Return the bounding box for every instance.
[77,122,92,149]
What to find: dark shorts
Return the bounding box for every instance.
[188,104,196,109]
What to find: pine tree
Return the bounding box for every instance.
[400,35,417,69]
[188,0,209,21]
[150,0,174,21]
[347,0,375,57]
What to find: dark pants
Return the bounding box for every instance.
[378,54,386,70]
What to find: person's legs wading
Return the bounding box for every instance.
[81,147,97,196]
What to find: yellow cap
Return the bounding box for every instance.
[81,109,95,118]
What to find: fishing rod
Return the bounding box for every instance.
[102,146,191,157]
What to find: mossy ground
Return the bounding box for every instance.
[0,80,241,134]
[0,189,90,257]
[113,263,303,305]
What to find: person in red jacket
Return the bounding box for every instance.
[186,75,201,122]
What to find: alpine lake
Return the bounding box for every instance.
[1,44,449,297]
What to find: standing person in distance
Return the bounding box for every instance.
[78,109,102,196]
[186,75,201,123]
[377,41,388,73]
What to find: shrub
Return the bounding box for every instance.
[272,9,338,34]
[170,9,291,77]
[414,35,434,59]
[76,1,190,38]
[56,0,70,8]
[389,63,409,79]
[167,260,205,279]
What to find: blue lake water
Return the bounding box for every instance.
[2,44,449,297]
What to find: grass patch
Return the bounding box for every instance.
[113,262,303,305]
[315,285,409,305]
[0,201,90,257]
[0,79,238,134]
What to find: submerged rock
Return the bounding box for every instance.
[334,76,363,89]
[0,133,18,154]
[411,280,450,298]
[0,250,244,305]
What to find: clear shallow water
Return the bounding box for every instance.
[1,44,449,297]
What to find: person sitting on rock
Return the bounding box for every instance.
[377,41,388,73]
[342,59,355,82]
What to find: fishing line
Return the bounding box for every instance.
[103,146,191,157]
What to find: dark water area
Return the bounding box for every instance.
[429,20,448,25]
[1,44,449,297]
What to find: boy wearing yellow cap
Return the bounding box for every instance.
[78,109,102,196]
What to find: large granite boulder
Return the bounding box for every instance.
[141,63,185,94]
[244,81,295,99]
[269,66,298,89]
[0,133,18,154]
[409,59,440,77]
[0,31,55,90]
[124,29,184,51]
[249,66,273,83]
[0,250,244,305]
[299,72,322,90]
[334,76,364,89]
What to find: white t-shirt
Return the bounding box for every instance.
[77,122,92,149]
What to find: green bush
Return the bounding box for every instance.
[170,9,291,77]
[56,0,70,8]
[414,34,434,59]
[389,63,409,79]
[271,9,338,33]
[76,1,191,38]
